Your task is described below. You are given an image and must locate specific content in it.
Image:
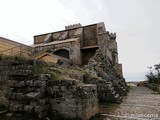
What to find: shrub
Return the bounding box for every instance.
[146,64,160,84]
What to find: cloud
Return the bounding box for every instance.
[0,0,160,81]
[124,71,147,82]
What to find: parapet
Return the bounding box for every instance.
[110,33,116,40]
[65,23,82,30]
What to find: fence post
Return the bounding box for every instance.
[11,48,13,55]
[20,46,22,55]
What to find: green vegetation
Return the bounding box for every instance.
[0,54,86,82]
[69,68,87,74]
[33,64,49,74]
[48,68,65,80]
[33,64,85,83]
[146,64,160,84]
[0,54,29,61]
[33,63,65,80]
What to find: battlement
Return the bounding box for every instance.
[110,32,116,39]
[65,23,82,30]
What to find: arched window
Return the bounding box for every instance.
[54,49,69,59]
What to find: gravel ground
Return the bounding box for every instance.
[102,86,160,120]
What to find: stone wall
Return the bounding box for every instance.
[33,38,81,65]
[0,62,9,104]
[0,60,98,119]
[47,80,98,120]
[86,47,127,102]
[83,73,122,103]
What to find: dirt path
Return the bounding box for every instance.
[101,86,160,120]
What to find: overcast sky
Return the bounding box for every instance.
[0,0,160,81]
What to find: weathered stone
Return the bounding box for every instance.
[9,80,17,87]
[25,92,42,100]
[12,105,19,112]
[12,70,32,75]
[34,106,40,113]
[18,105,24,111]
[26,80,34,86]
[9,93,16,100]
[16,93,23,100]
[39,99,48,105]
[34,81,46,87]
[17,81,25,87]
[34,87,46,93]
[24,105,34,112]
[30,100,38,106]
[6,113,13,117]
[38,74,51,81]
[47,80,76,87]
[49,80,98,120]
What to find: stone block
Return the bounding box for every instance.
[16,93,23,100]
[9,80,26,88]
[61,86,67,91]
[47,87,53,94]
[10,104,24,112]
[17,81,25,87]
[26,80,34,87]
[25,92,42,100]
[47,80,76,87]
[34,105,49,118]
[18,105,24,111]
[24,105,34,112]
[12,105,19,112]
[8,80,18,87]
[30,100,38,106]
[9,93,16,100]
[12,70,32,75]
[39,99,48,105]
[34,81,46,87]
[38,74,51,81]
[97,22,106,35]
[52,86,59,91]
[34,87,46,93]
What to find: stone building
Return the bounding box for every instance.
[33,22,123,77]
[0,22,123,77]
[0,22,127,119]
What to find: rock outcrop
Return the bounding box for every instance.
[83,49,127,103]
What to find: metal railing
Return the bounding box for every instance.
[0,45,33,57]
[0,44,56,58]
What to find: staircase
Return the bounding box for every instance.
[0,45,52,58]
[0,44,69,64]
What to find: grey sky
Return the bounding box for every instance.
[0,0,160,81]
